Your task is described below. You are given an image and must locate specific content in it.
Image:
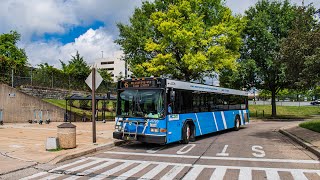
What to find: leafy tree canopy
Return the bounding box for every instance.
[116,0,245,81]
[0,31,27,73]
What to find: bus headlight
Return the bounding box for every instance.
[150,128,159,132]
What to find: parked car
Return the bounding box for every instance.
[310,99,320,105]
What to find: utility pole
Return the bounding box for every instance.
[91,68,96,143]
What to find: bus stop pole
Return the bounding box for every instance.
[92,68,96,143]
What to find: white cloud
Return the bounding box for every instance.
[23,28,121,67]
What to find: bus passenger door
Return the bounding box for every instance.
[166,114,182,143]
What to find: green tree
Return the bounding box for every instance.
[242,0,298,116]
[116,0,245,81]
[280,5,320,89]
[33,63,63,88]
[0,31,28,82]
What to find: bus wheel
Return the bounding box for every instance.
[234,116,241,131]
[182,123,190,144]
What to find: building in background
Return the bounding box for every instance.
[93,52,132,82]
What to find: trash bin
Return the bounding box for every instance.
[57,123,76,149]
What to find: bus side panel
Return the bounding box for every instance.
[196,112,216,135]
[213,112,226,131]
[223,110,238,129]
[166,115,183,144]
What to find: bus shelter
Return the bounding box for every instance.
[64,94,116,122]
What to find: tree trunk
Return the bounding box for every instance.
[271,89,277,117]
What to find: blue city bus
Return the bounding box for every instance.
[113,78,249,144]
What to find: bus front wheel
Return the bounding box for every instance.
[182,123,191,144]
[234,116,241,131]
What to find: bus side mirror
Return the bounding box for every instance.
[170,90,175,102]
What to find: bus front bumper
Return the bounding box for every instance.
[113,132,166,144]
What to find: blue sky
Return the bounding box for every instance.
[0,0,319,68]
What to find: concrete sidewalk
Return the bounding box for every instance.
[279,122,320,159]
[0,121,116,175]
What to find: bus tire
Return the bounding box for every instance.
[234,116,241,131]
[181,123,191,144]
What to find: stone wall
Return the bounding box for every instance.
[18,86,84,99]
[0,83,67,123]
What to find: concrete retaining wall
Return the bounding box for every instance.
[0,83,66,123]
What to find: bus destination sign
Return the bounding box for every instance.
[121,79,158,88]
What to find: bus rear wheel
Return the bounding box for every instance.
[234,116,241,131]
[182,123,191,144]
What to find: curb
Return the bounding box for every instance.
[50,140,126,164]
[279,128,320,159]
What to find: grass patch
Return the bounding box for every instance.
[43,99,116,120]
[299,120,320,133]
[47,147,63,152]
[249,105,320,119]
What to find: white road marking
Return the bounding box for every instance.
[63,176,81,180]
[160,166,185,180]
[195,113,203,135]
[210,167,227,180]
[146,146,166,153]
[216,145,229,156]
[177,144,196,155]
[182,166,204,180]
[221,112,227,129]
[20,172,48,180]
[212,112,219,131]
[238,167,252,180]
[64,159,105,174]
[49,158,88,172]
[252,145,266,158]
[39,173,63,180]
[291,170,308,180]
[114,163,151,180]
[138,164,168,180]
[104,151,320,164]
[77,160,116,176]
[89,162,134,180]
[265,170,281,180]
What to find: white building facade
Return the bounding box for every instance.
[93,52,132,82]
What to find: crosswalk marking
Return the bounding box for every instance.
[20,172,48,180]
[39,173,63,180]
[239,167,252,180]
[64,159,105,174]
[160,166,184,180]
[265,170,281,180]
[182,166,204,180]
[89,162,134,180]
[49,158,88,172]
[138,164,168,180]
[114,163,151,180]
[210,167,227,180]
[77,160,116,176]
[23,157,320,180]
[291,171,308,180]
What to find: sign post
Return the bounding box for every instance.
[85,68,103,143]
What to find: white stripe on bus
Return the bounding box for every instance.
[221,112,227,129]
[212,112,219,131]
[194,113,203,135]
[239,110,244,125]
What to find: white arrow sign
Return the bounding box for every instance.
[85,69,103,90]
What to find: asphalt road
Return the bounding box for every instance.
[3,121,320,180]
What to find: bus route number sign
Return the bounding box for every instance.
[122,80,157,88]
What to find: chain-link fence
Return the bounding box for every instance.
[0,71,116,94]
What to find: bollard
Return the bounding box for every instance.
[0,109,3,125]
[57,123,76,149]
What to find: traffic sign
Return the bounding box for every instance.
[85,69,103,90]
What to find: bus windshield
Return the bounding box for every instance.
[118,89,164,119]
